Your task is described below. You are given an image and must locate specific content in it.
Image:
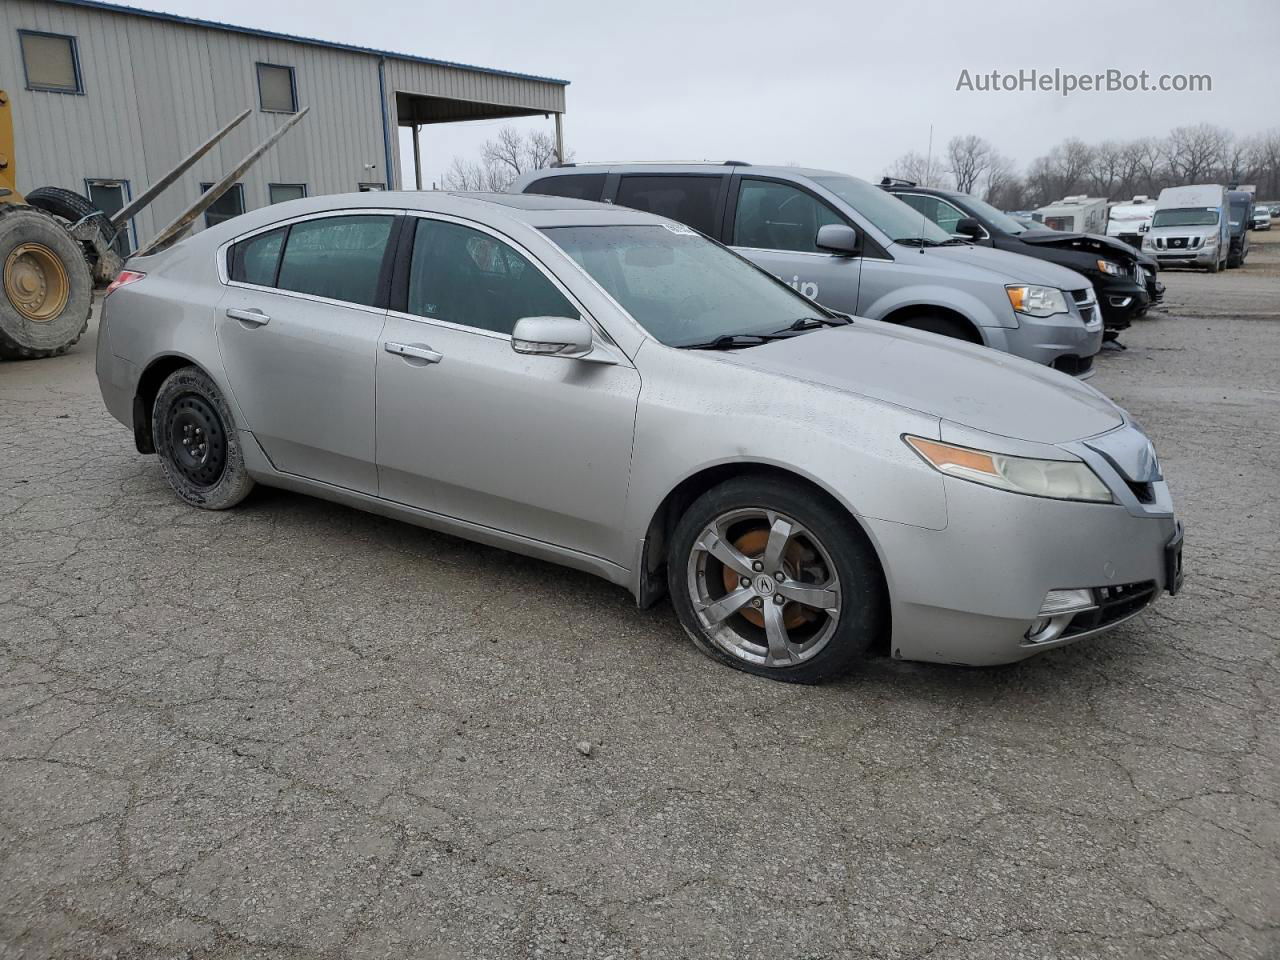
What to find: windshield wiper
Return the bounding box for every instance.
[895,237,943,247]
[681,333,779,350]
[773,315,852,334]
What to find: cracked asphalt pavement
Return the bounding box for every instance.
[2,236,1278,960]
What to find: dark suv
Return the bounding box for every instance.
[881,181,1163,339]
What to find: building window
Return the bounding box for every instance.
[256,62,297,113]
[85,179,134,257]
[200,183,245,228]
[19,30,82,94]
[268,183,307,205]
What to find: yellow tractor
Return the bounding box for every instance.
[0,89,307,360]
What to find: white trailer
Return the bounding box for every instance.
[1106,196,1157,249]
[1034,195,1110,234]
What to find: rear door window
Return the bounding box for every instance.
[732,179,842,252]
[615,175,725,235]
[228,226,287,286]
[274,215,394,307]
[406,219,576,336]
[524,174,606,201]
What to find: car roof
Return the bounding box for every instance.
[520,162,849,182]
[189,189,669,248]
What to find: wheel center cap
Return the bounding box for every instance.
[755,574,776,595]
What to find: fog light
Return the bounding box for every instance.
[1024,589,1099,645]
[1038,588,1096,617]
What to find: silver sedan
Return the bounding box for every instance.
[96,192,1183,683]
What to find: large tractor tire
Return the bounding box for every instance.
[0,205,93,360]
[25,186,100,224]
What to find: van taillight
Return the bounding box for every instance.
[104,270,146,297]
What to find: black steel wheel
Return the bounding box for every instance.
[152,366,254,509]
[164,393,227,488]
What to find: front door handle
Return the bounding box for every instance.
[384,341,443,364]
[226,307,270,327]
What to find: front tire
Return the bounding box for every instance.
[152,366,254,510]
[667,476,885,684]
[897,314,979,343]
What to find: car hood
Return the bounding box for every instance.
[925,243,1090,290]
[715,322,1122,445]
[1018,229,1149,262]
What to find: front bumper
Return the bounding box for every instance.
[1150,246,1218,268]
[1094,278,1150,330]
[867,432,1178,666]
[988,306,1103,379]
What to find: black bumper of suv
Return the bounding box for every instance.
[1094,276,1151,331]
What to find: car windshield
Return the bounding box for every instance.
[1151,207,1220,227]
[543,224,829,347]
[957,194,1029,234]
[811,175,954,244]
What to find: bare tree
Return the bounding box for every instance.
[1125,138,1167,196]
[885,150,948,188]
[1086,141,1126,197]
[982,153,1023,208]
[444,126,569,193]
[442,157,492,192]
[946,135,997,194]
[1164,123,1231,183]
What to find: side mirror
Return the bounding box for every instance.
[954,217,985,239]
[511,316,595,360]
[815,223,859,256]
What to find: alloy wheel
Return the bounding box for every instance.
[686,508,842,668]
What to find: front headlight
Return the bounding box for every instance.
[904,436,1113,503]
[1203,233,1218,247]
[1095,259,1124,276]
[1005,285,1068,318]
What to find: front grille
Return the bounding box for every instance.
[1063,581,1157,637]
[1052,354,1094,376]
[1069,288,1092,303]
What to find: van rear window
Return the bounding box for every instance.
[615,175,724,236]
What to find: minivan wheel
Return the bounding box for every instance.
[668,476,884,683]
[896,315,978,343]
[152,366,254,510]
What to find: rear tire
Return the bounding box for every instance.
[667,476,885,684]
[896,314,979,342]
[152,366,255,510]
[0,205,93,360]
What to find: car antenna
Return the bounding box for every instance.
[918,124,933,254]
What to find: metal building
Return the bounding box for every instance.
[1,0,568,250]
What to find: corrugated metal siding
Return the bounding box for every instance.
[1,0,565,241]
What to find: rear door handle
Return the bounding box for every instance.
[226,307,270,327]
[384,341,443,364]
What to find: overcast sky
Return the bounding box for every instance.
[143,0,1278,188]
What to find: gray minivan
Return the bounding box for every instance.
[512,164,1103,376]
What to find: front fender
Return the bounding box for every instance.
[623,344,949,555]
[861,282,1015,331]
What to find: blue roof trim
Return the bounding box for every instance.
[48,0,570,87]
